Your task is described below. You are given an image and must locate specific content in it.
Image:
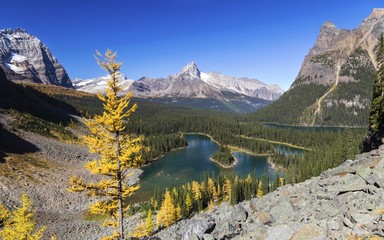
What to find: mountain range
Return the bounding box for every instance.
[253,8,384,127]
[73,62,284,113]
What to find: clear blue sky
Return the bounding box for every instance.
[1,0,383,90]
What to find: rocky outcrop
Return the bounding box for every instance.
[155,144,384,239]
[0,28,73,88]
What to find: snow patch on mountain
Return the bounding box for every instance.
[5,52,28,73]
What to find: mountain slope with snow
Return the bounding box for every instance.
[0,28,72,88]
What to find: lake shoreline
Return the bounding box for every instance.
[141,145,187,168]
[235,135,311,151]
[209,155,239,169]
[143,132,286,172]
[185,132,285,172]
[267,156,286,171]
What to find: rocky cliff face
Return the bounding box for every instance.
[155,145,384,239]
[255,9,384,126]
[0,28,72,88]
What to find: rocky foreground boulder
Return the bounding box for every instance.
[154,145,384,239]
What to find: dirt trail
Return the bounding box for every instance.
[311,56,342,126]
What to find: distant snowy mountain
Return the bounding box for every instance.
[73,62,284,113]
[0,28,72,88]
[128,62,284,101]
[72,73,134,95]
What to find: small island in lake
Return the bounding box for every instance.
[211,145,237,168]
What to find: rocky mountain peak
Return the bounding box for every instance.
[179,61,201,78]
[0,28,73,88]
[321,21,337,30]
[365,8,384,22]
[0,28,27,35]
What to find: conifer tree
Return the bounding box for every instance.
[156,189,177,228]
[279,177,285,187]
[145,209,153,234]
[367,33,384,149]
[185,194,192,214]
[132,222,147,238]
[0,194,47,240]
[191,181,201,201]
[207,177,218,202]
[223,178,232,202]
[257,182,263,198]
[68,50,142,240]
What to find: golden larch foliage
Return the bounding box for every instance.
[68,50,143,240]
[145,209,154,234]
[207,177,218,202]
[257,182,263,198]
[132,221,147,238]
[0,194,47,240]
[156,189,179,228]
[279,177,285,187]
[191,181,202,201]
[223,178,232,202]
[185,194,192,214]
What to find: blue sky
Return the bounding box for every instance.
[1,1,383,90]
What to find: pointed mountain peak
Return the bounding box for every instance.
[360,8,384,27]
[321,21,337,30]
[179,61,201,78]
[368,8,384,19]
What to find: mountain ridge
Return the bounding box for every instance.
[74,62,283,101]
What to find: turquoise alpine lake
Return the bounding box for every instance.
[130,134,293,202]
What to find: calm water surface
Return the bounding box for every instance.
[130,134,286,202]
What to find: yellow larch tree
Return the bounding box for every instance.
[0,194,47,240]
[257,182,263,198]
[145,209,153,234]
[185,193,192,214]
[191,181,202,201]
[132,221,147,238]
[279,177,285,187]
[68,50,142,240]
[223,178,232,202]
[217,183,221,197]
[207,177,217,202]
[156,189,179,228]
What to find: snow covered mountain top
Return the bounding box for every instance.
[178,61,201,78]
[72,73,134,95]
